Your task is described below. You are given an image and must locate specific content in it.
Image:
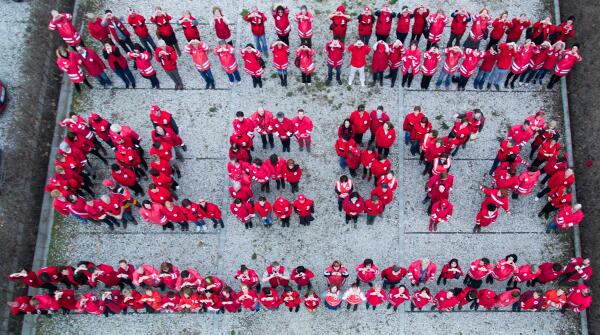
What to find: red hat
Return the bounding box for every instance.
[298,194,306,201]
[102,179,115,187]
[336,5,345,13]
[151,105,160,112]
[89,112,99,118]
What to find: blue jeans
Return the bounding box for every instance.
[139,35,157,54]
[260,214,273,226]
[487,66,509,86]
[114,67,136,87]
[404,131,411,145]
[339,156,347,169]
[276,69,288,76]
[474,70,490,87]
[95,72,112,87]
[122,209,136,224]
[71,214,88,225]
[254,34,268,54]
[435,71,453,87]
[226,70,241,83]
[324,301,340,310]
[547,218,558,233]
[194,220,206,227]
[199,69,215,84]
[528,68,548,83]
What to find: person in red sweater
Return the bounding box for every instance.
[293,194,314,226]
[86,13,110,44]
[155,40,184,90]
[473,288,497,310]
[49,10,82,47]
[178,11,200,42]
[127,43,160,89]
[375,121,396,158]
[365,195,383,225]
[290,266,314,291]
[283,159,302,193]
[244,7,269,55]
[429,199,453,231]
[55,47,93,92]
[365,284,387,310]
[271,40,289,86]
[464,258,492,288]
[150,7,180,55]
[486,42,516,90]
[473,46,497,89]
[186,39,215,90]
[329,5,351,43]
[292,109,313,152]
[296,44,315,85]
[558,257,593,284]
[563,283,592,313]
[342,192,364,227]
[410,5,430,45]
[303,289,320,312]
[433,290,459,312]
[447,7,471,47]
[140,200,173,231]
[395,6,412,43]
[102,43,136,89]
[325,39,345,85]
[387,285,410,311]
[553,16,575,43]
[547,203,584,233]
[437,259,463,285]
[127,8,157,54]
[410,287,433,311]
[347,40,371,86]
[259,287,281,310]
[110,164,144,196]
[487,12,512,51]
[273,196,293,227]
[420,45,442,89]
[381,264,407,289]
[230,198,255,229]
[401,41,422,87]
[357,6,375,44]
[254,196,273,227]
[371,40,390,86]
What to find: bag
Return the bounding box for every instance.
[258,57,266,69]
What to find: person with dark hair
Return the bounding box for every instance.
[447,7,471,47]
[283,159,302,192]
[547,45,582,89]
[75,45,112,89]
[473,46,496,89]
[127,43,159,88]
[272,112,293,152]
[325,39,345,85]
[291,266,315,291]
[357,6,375,44]
[463,258,491,288]
[234,265,261,292]
[343,283,366,311]
[271,40,289,87]
[335,175,353,211]
[150,7,180,55]
[411,287,433,311]
[437,259,463,285]
[282,286,301,312]
[102,42,136,88]
[185,39,215,90]
[401,41,421,87]
[259,287,281,310]
[381,264,407,289]
[504,40,535,89]
[55,47,93,92]
[254,196,273,227]
[375,121,395,158]
[487,254,518,284]
[111,163,144,196]
[462,8,490,49]
[342,192,364,227]
[272,4,291,45]
[241,44,265,88]
[553,16,575,43]
[127,8,156,54]
[387,285,410,311]
[102,10,134,52]
[296,44,315,85]
[420,45,441,89]
[230,198,254,229]
[487,12,511,50]
[512,166,540,199]
[457,48,484,90]
[294,6,313,47]
[273,197,292,227]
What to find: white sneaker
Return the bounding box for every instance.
[196,225,202,232]
[534,197,540,202]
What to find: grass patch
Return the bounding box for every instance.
[440,121,450,130]
[435,115,443,120]
[240,9,250,17]
[286,91,294,97]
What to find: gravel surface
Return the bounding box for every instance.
[35,0,580,334]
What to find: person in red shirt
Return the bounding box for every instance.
[254,196,273,227]
[178,11,200,42]
[241,44,265,88]
[212,7,232,43]
[86,13,110,44]
[281,286,301,312]
[437,259,463,285]
[342,192,365,227]
[272,4,291,45]
[55,47,93,92]
[553,16,575,43]
[49,11,82,47]
[365,284,387,310]
[273,196,292,227]
[294,6,313,47]
[110,164,144,196]
[272,112,293,152]
[447,7,471,47]
[127,43,160,89]
[420,45,442,89]
[456,48,484,90]
[387,285,410,311]
[127,8,157,54]
[395,6,412,43]
[296,44,315,85]
[230,198,255,229]
[325,39,345,85]
[489,138,519,175]
[259,287,281,310]
[292,109,313,152]
[410,5,430,45]
[270,40,289,86]
[563,283,592,313]
[329,5,351,43]
[244,7,269,54]
[102,42,136,89]
[474,46,497,89]
[293,194,314,226]
[290,266,314,291]
[371,40,390,86]
[401,41,422,87]
[487,12,512,50]
[410,287,433,311]
[155,40,184,90]
[185,39,215,90]
[473,288,497,310]
[464,258,492,288]
[375,121,396,158]
[102,10,134,52]
[429,199,453,231]
[506,14,531,43]
[357,6,375,44]
[150,7,180,55]
[347,40,371,86]
[303,289,320,312]
[381,264,407,289]
[365,195,383,225]
[547,203,584,233]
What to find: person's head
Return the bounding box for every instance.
[132,43,144,53]
[506,254,518,263]
[330,285,339,293]
[413,105,422,113]
[233,198,242,207]
[381,182,389,191]
[276,111,284,120]
[340,174,348,183]
[410,41,418,50]
[371,195,379,203]
[357,104,365,112]
[528,166,538,173]
[349,192,359,202]
[331,260,341,270]
[300,5,308,14]
[235,111,244,120]
[258,196,267,205]
[511,290,521,298]
[420,117,429,126]
[383,121,393,131]
[142,200,152,209]
[498,188,508,198]
[449,259,458,268]
[422,258,431,267]
[160,262,173,273]
[56,46,68,58]
[297,109,305,119]
[271,261,280,270]
[287,159,295,168]
[480,258,490,266]
[343,118,351,128]
[213,6,223,16]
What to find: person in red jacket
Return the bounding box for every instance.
[230,198,254,229]
[547,203,584,233]
[102,43,135,89]
[101,10,134,53]
[185,39,215,90]
[487,12,512,50]
[292,109,313,152]
[342,192,364,227]
[512,166,541,199]
[150,7,180,55]
[375,121,396,158]
[401,41,422,87]
[325,39,345,85]
[347,40,371,86]
[506,14,531,43]
[371,40,390,86]
[486,42,516,90]
[489,138,519,175]
[447,7,471,47]
[127,43,160,88]
[563,283,592,313]
[505,40,536,89]
[531,16,556,45]
[381,264,407,289]
[272,112,293,152]
[110,164,144,196]
[254,196,273,227]
[329,5,351,43]
[271,40,289,86]
[514,289,543,311]
[281,286,301,312]
[294,6,313,47]
[259,287,281,311]
[178,11,200,42]
[243,7,269,55]
[410,287,433,311]
[425,9,449,50]
[241,44,265,88]
[433,290,459,311]
[365,284,387,310]
[212,7,232,43]
[272,4,291,45]
[474,46,497,89]
[357,6,375,44]
[437,259,463,285]
[155,40,184,90]
[429,199,453,231]
[296,44,315,85]
[233,265,261,292]
[273,197,292,227]
[395,6,412,43]
[365,195,383,225]
[214,41,241,84]
[86,13,110,44]
[55,47,93,92]
[463,9,491,49]
[464,258,492,288]
[127,8,157,54]
[407,259,436,286]
[293,194,314,226]
[387,285,410,311]
[49,10,82,47]
[290,266,314,291]
[420,45,441,89]
[558,257,593,284]
[374,5,395,42]
[553,16,575,43]
[410,5,430,45]
[457,48,484,90]
[547,45,583,89]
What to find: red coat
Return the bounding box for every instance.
[555,22,575,42]
[155,46,178,71]
[350,110,371,134]
[178,16,200,41]
[480,50,497,72]
[371,159,391,179]
[111,167,137,187]
[271,45,289,70]
[88,18,109,41]
[150,14,175,38]
[185,42,210,71]
[271,117,294,140]
[381,266,407,283]
[554,206,585,230]
[566,284,592,312]
[303,294,320,311]
[127,51,155,77]
[264,265,289,288]
[554,50,582,76]
[273,197,293,218]
[48,13,81,46]
[259,288,281,309]
[273,8,291,36]
[292,116,313,138]
[229,185,253,202]
[283,164,302,183]
[343,197,365,216]
[401,48,421,75]
[221,291,241,313]
[427,13,449,43]
[293,198,314,217]
[421,51,441,75]
[511,44,535,74]
[244,11,267,36]
[450,11,470,35]
[366,288,387,306]
[330,12,350,38]
[375,128,396,148]
[407,260,436,285]
[491,259,518,281]
[520,290,542,311]
[234,269,260,287]
[411,8,429,34]
[295,12,313,38]
[434,291,459,311]
[536,262,563,283]
[296,48,315,74]
[241,49,264,76]
[490,18,512,40]
[214,17,231,40]
[198,202,222,220]
[496,43,516,69]
[105,16,131,41]
[148,186,172,204]
[496,289,520,307]
[396,12,411,33]
[358,14,374,37]
[468,14,490,42]
[563,258,593,282]
[57,52,85,83]
[230,202,253,222]
[388,287,410,307]
[371,42,389,72]
[458,49,484,77]
[532,21,555,41]
[325,41,345,67]
[290,268,314,287]
[281,291,301,308]
[515,170,540,195]
[371,185,394,206]
[468,259,492,280]
[375,9,394,36]
[477,289,497,309]
[412,291,433,309]
[370,110,390,134]
[237,289,259,310]
[507,18,531,42]
[439,263,463,280]
[430,200,453,223]
[388,43,403,69]
[127,13,150,38]
[139,203,168,226]
[214,44,238,73]
[254,201,272,218]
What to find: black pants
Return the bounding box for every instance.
[278,34,290,45]
[278,73,288,86]
[396,31,408,44]
[457,75,469,89]
[372,72,384,86]
[280,138,291,152]
[299,215,311,226]
[144,304,158,313]
[486,37,500,50]
[275,178,285,190]
[337,198,344,211]
[347,303,359,311]
[345,214,358,224]
[463,274,483,288]
[74,78,93,92]
[118,278,135,290]
[280,217,290,227]
[377,146,390,158]
[547,74,561,89]
[504,72,519,88]
[162,221,175,231]
[327,65,342,83]
[447,33,463,47]
[402,73,414,87]
[354,133,364,145]
[301,73,312,84]
[129,182,145,196]
[376,33,389,42]
[143,74,160,89]
[421,75,433,89]
[300,38,312,48]
[389,69,399,87]
[261,134,274,149]
[260,182,270,193]
[117,36,135,53]
[252,76,263,88]
[410,33,422,44]
[539,202,558,217]
[290,182,299,193]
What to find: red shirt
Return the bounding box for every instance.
[347,44,371,68]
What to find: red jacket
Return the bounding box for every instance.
[536,262,563,283]
[127,13,150,38]
[179,16,200,41]
[458,49,484,77]
[271,117,294,140]
[273,8,291,36]
[348,44,371,68]
[148,186,172,204]
[554,50,582,76]
[295,12,313,38]
[401,48,421,75]
[375,9,394,36]
[375,127,396,148]
[88,18,109,41]
[273,197,293,218]
[371,159,391,178]
[330,11,350,38]
[477,289,497,309]
[566,284,592,312]
[213,17,231,40]
[185,42,210,71]
[371,184,394,206]
[155,46,178,71]
[244,11,267,36]
[412,291,433,309]
[290,268,314,287]
[293,198,314,217]
[296,48,315,74]
[396,12,411,33]
[214,44,238,73]
[283,164,302,183]
[57,52,85,83]
[450,11,470,35]
[105,16,131,41]
[495,289,520,307]
[439,263,463,280]
[407,260,436,285]
[468,14,490,41]
[411,8,429,34]
[434,291,459,311]
[388,287,410,306]
[532,21,555,41]
[282,291,301,308]
[555,22,575,42]
[140,203,168,225]
[496,43,516,70]
[48,13,81,46]
[259,288,281,309]
[111,167,137,187]
[271,44,289,70]
[511,44,535,74]
[230,201,253,222]
[554,206,585,230]
[421,51,441,75]
[253,201,272,218]
[366,288,387,306]
[468,259,492,280]
[358,14,374,37]
[342,197,365,216]
[381,266,407,283]
[427,13,449,43]
[150,14,175,38]
[507,18,531,42]
[350,110,371,134]
[325,41,345,67]
[513,264,541,282]
[371,42,389,72]
[491,259,518,281]
[520,290,543,311]
[490,18,512,40]
[241,49,264,76]
[388,43,403,69]
[127,51,155,76]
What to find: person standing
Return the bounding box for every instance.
[48,10,82,48]
[103,10,134,53]
[375,121,396,158]
[178,11,201,42]
[296,44,315,85]
[486,42,516,90]
[325,39,345,85]
[151,7,181,55]
[447,7,471,47]
[55,47,92,92]
[531,16,555,45]
[410,5,430,45]
[272,4,291,45]
[294,6,313,47]
[426,9,449,50]
[374,5,395,42]
[546,45,582,89]
[244,7,269,55]
[343,284,366,311]
[371,40,390,86]
[251,107,275,149]
[395,6,412,43]
[421,45,441,89]
[272,112,293,152]
[102,43,135,88]
[156,40,184,90]
[342,192,365,227]
[241,44,265,88]
[506,14,531,43]
[273,197,292,227]
[271,40,289,87]
[347,40,371,87]
[127,43,159,89]
[293,194,314,226]
[214,41,241,85]
[435,46,463,89]
[127,9,156,54]
[329,6,351,44]
[357,6,375,44]
[212,7,232,43]
[349,105,371,146]
[76,45,112,88]
[487,12,512,50]
[388,39,404,87]
[463,8,491,49]
[284,159,303,192]
[292,109,313,152]
[86,13,110,44]
[505,40,535,89]
[401,41,421,87]
[185,39,215,90]
[457,48,484,90]
[553,16,575,43]
[473,46,496,89]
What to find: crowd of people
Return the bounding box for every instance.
[49,4,581,91]
[8,257,592,316]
